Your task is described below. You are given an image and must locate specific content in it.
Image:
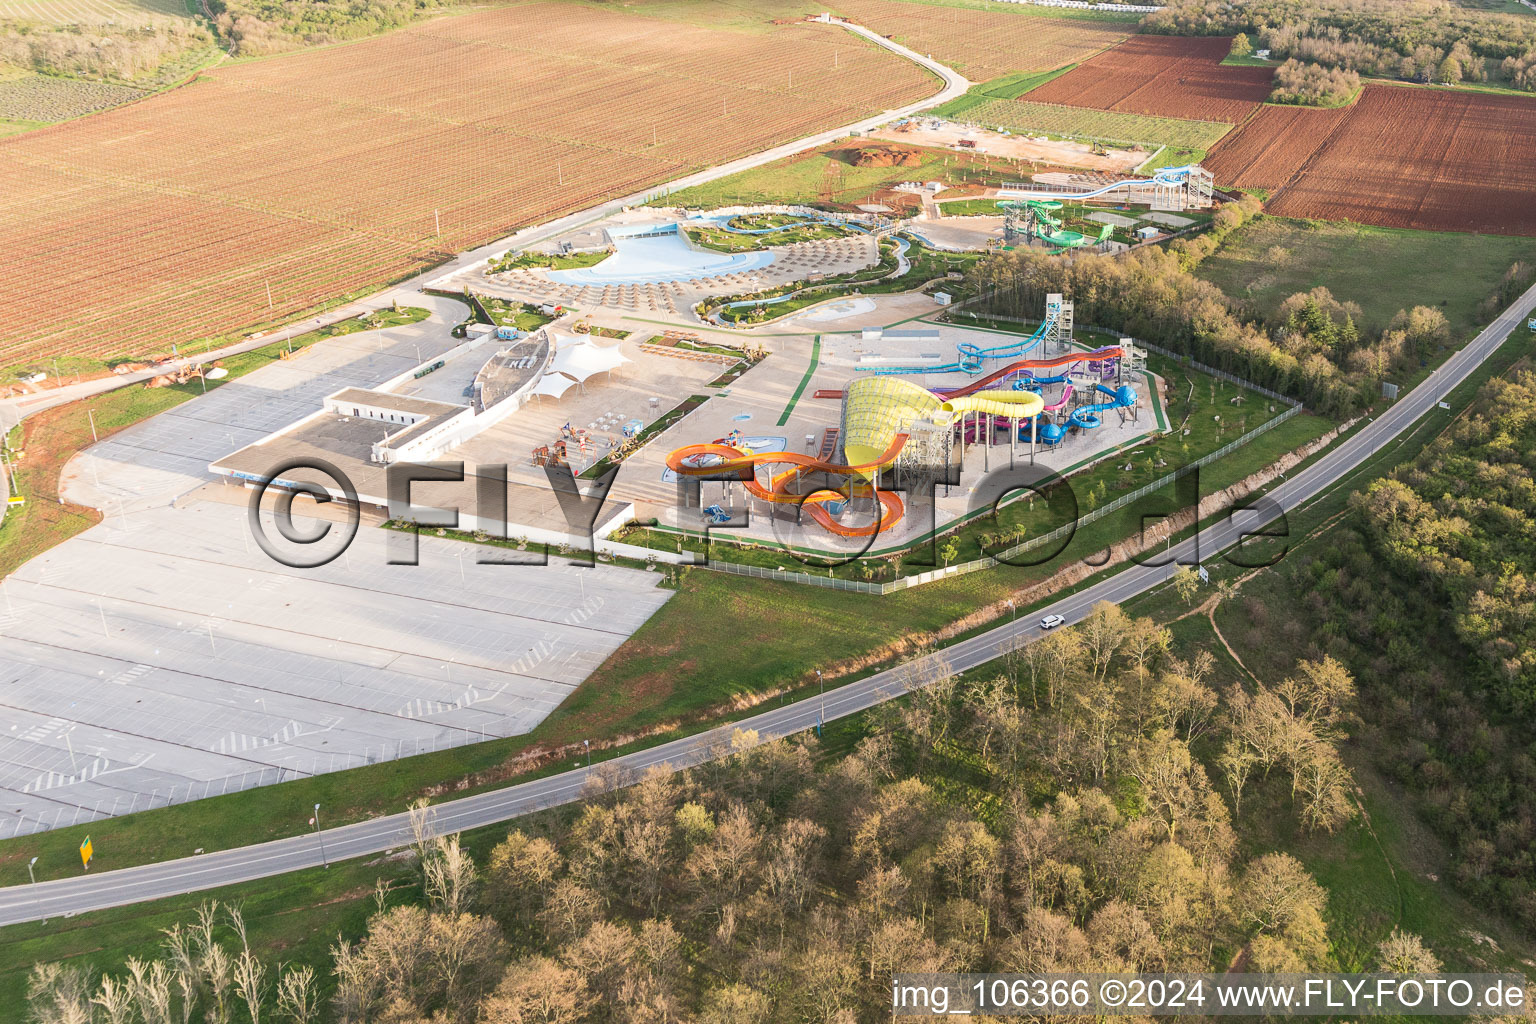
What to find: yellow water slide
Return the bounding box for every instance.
[840,376,1045,466]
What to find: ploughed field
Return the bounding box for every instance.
[1208,86,1536,236]
[1026,35,1273,122]
[830,0,1132,79]
[0,2,934,366]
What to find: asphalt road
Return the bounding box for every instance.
[3,282,1532,926]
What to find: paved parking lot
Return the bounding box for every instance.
[0,298,673,839]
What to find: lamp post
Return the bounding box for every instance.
[313,803,328,868]
[28,856,43,922]
[817,669,824,720]
[584,739,591,767]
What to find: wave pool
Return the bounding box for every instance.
[548,224,775,286]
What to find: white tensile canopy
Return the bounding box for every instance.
[548,340,628,383]
[528,373,578,400]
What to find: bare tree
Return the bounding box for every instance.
[228,906,268,1024]
[90,974,136,1024]
[1376,928,1443,973]
[422,833,478,915]
[127,956,174,1024]
[162,923,202,1024]
[274,965,319,1024]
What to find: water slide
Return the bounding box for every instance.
[818,346,1123,400]
[961,383,1074,443]
[1068,383,1138,429]
[666,432,911,537]
[1040,222,1113,250]
[934,346,1123,397]
[859,308,1059,376]
[997,164,1203,204]
[667,380,1047,536]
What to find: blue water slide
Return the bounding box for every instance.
[1067,384,1137,429]
[860,310,1057,376]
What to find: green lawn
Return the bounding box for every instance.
[1194,216,1536,335]
[655,142,1039,210]
[929,66,1076,119]
[0,856,392,1013]
[476,296,556,332]
[684,220,852,253]
[961,98,1234,153]
[488,249,609,273]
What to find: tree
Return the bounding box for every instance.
[1376,928,1443,973]
[274,966,319,1024]
[939,536,959,566]
[1171,565,1200,604]
[479,957,588,1024]
[1217,738,1258,818]
[1235,854,1330,967]
[1230,32,1253,58]
[1437,56,1462,85]
[696,984,771,1024]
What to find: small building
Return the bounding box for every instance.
[933,291,953,306]
[1135,225,1160,241]
[1255,48,1271,59]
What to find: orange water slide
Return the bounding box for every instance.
[665,433,909,536]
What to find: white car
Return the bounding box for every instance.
[1039,613,1065,630]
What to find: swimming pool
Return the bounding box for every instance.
[548,224,775,286]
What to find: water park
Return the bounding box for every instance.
[657,294,1156,549]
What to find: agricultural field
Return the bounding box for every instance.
[626,0,1137,79]
[0,74,145,121]
[1195,216,1536,334]
[0,0,187,24]
[1029,34,1275,122]
[1203,103,1351,190]
[963,97,1233,153]
[0,2,936,369]
[829,0,1133,80]
[1262,86,1536,236]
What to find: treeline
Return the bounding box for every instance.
[26,606,1421,1023]
[1268,57,1361,104]
[0,18,211,82]
[1233,468,1536,925]
[1353,370,1536,707]
[207,0,453,56]
[965,200,1460,418]
[1145,0,1535,87]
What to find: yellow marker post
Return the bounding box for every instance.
[79,836,92,870]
